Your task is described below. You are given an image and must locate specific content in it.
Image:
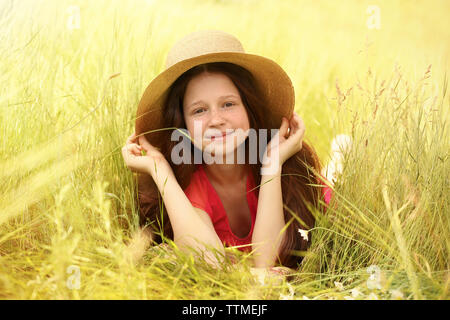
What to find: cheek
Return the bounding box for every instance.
[236,108,250,130]
[185,119,207,147]
[185,119,193,137]
[185,118,201,134]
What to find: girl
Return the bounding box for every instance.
[122,30,331,269]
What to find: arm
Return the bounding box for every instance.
[251,112,305,268]
[122,132,225,267]
[251,165,286,267]
[153,171,225,267]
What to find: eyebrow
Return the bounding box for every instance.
[188,94,240,109]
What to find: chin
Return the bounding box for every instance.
[204,142,237,157]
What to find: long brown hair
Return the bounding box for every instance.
[137,62,325,268]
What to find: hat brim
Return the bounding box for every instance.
[135,51,294,143]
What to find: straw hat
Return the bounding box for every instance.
[135,29,295,143]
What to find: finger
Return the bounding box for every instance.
[292,116,305,141]
[126,132,138,145]
[295,115,305,134]
[121,148,138,172]
[290,113,304,136]
[138,134,157,152]
[279,117,290,138]
[288,116,297,136]
[127,143,142,156]
[283,112,296,137]
[121,145,132,161]
[292,112,301,128]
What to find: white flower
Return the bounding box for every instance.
[331,134,353,154]
[298,228,309,241]
[334,281,344,291]
[280,293,293,300]
[322,134,353,183]
[279,283,295,300]
[249,268,267,286]
[350,287,362,298]
[390,289,404,300]
[366,265,383,290]
[367,293,379,300]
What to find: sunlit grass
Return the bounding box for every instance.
[0,0,448,299]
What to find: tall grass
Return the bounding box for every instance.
[0,0,448,299]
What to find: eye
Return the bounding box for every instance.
[193,107,205,114]
[224,102,235,108]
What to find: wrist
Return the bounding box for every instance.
[146,163,175,186]
[262,147,284,171]
[154,172,176,192]
[262,151,283,168]
[260,161,282,176]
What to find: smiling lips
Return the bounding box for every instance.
[208,130,234,140]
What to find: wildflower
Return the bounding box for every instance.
[334,281,344,291]
[280,293,293,300]
[367,293,379,300]
[350,287,362,298]
[366,265,383,290]
[279,283,295,300]
[322,134,353,183]
[250,268,267,286]
[298,228,309,241]
[390,289,404,300]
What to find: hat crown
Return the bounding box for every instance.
[165,30,245,69]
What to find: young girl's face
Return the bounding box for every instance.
[182,71,250,157]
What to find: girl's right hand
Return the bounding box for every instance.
[122,132,175,183]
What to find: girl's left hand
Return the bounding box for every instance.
[262,111,305,172]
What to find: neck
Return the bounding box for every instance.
[203,162,249,186]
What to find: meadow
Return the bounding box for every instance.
[0,0,448,299]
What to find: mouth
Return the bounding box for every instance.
[207,130,235,141]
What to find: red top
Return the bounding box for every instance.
[183,164,332,252]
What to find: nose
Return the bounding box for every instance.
[208,108,226,127]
